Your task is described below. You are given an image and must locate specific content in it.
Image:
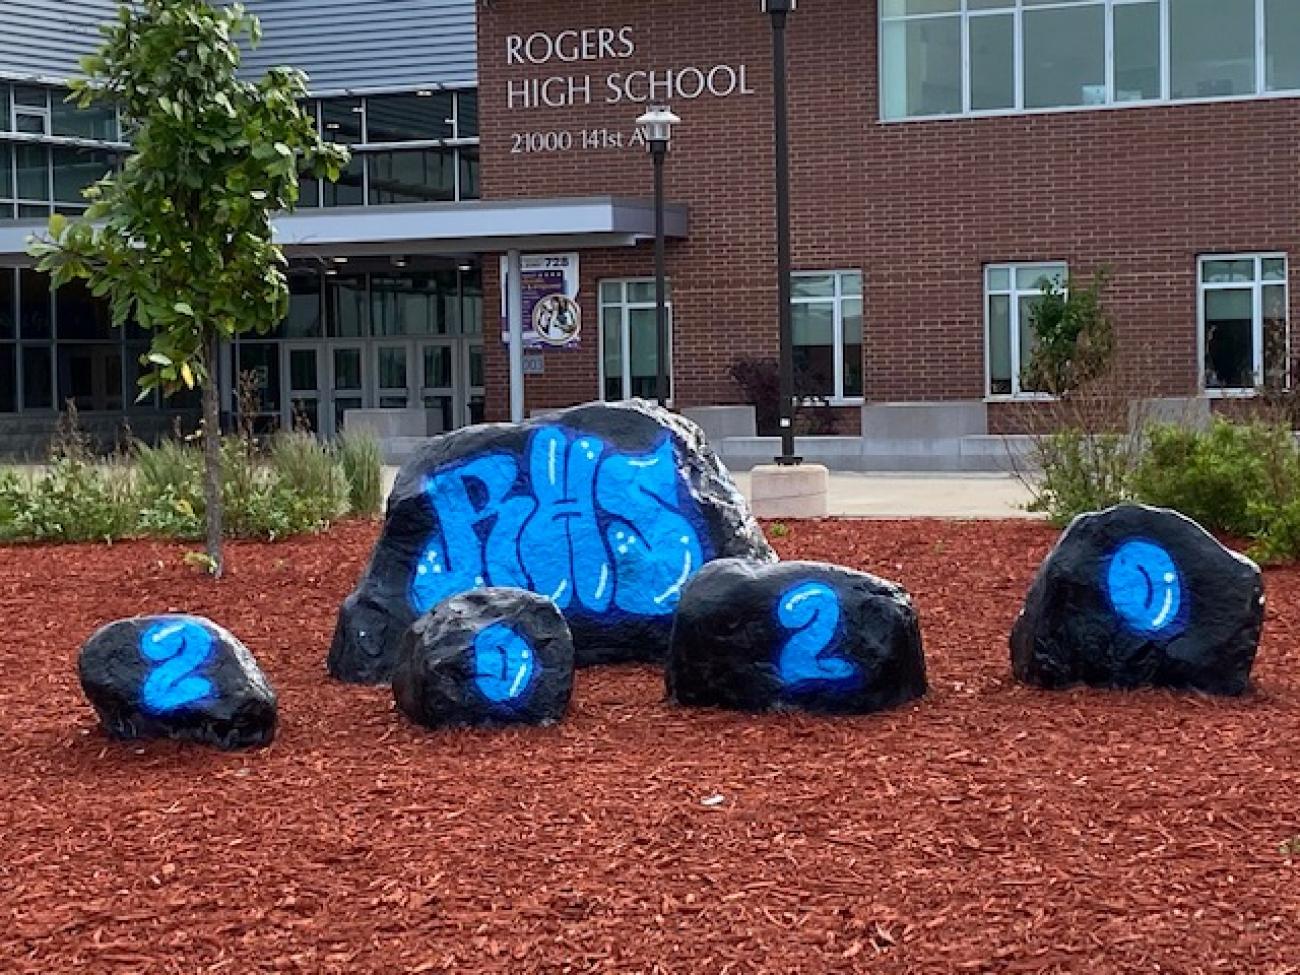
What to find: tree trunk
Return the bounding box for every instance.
[202,329,224,578]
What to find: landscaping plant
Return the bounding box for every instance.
[29,0,349,576]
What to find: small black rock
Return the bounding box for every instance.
[331,399,775,682]
[666,559,927,714]
[1010,504,1265,695]
[392,587,575,729]
[79,615,277,749]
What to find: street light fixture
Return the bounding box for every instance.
[637,104,679,407]
[762,0,799,464]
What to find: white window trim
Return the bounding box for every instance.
[597,277,673,403]
[984,261,1067,401]
[880,0,1293,124]
[792,270,865,406]
[1197,252,1289,398]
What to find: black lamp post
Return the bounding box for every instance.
[763,0,799,464]
[637,104,679,407]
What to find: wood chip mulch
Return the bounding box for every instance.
[1,518,1298,974]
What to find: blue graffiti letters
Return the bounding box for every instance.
[1106,539,1185,636]
[411,452,536,611]
[520,428,611,610]
[472,623,537,704]
[776,582,859,688]
[597,437,703,615]
[139,618,216,714]
[408,425,706,619]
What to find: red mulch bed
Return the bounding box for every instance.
[1,519,1298,974]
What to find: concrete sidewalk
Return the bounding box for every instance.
[381,467,1042,519]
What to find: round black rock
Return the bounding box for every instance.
[666,559,927,714]
[392,587,575,729]
[78,615,277,750]
[331,399,775,683]
[1010,504,1265,695]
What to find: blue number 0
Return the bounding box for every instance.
[139,618,217,714]
[776,582,859,689]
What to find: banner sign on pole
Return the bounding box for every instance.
[499,252,582,349]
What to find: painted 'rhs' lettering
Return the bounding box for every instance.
[776,582,859,688]
[139,618,216,714]
[472,623,536,704]
[409,425,705,618]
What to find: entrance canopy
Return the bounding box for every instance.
[0,195,689,263]
[274,196,689,259]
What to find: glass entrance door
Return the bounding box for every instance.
[331,345,365,434]
[464,339,485,425]
[419,340,456,434]
[284,344,323,434]
[375,343,413,410]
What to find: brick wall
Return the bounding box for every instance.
[477,0,1300,431]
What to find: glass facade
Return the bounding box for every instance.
[0,82,122,220]
[233,262,485,435]
[0,267,198,416]
[882,0,1300,120]
[300,89,479,207]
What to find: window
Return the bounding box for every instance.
[600,279,671,401]
[309,89,481,207]
[985,262,1067,397]
[1199,254,1288,393]
[2,84,123,223]
[881,0,1296,121]
[792,271,864,401]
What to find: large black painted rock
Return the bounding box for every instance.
[1011,504,1265,695]
[79,615,277,749]
[666,559,927,714]
[393,587,575,729]
[331,400,775,682]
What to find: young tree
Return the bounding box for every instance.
[29,0,348,577]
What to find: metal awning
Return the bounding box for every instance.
[0,195,689,263]
[275,196,689,257]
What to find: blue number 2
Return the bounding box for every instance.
[139,618,217,714]
[776,582,859,689]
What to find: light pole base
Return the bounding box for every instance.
[749,463,830,519]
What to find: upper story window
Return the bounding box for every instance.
[299,88,480,207]
[881,0,1300,121]
[0,81,123,222]
[1199,254,1289,394]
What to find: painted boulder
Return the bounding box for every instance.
[79,615,277,749]
[392,587,575,729]
[1011,504,1265,695]
[330,399,775,682]
[666,559,927,714]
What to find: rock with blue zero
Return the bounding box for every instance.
[391,587,575,729]
[665,559,927,714]
[1011,504,1265,695]
[330,400,775,683]
[78,615,278,749]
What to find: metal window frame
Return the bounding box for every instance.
[1197,251,1289,396]
[880,0,1287,123]
[983,261,1068,400]
[791,269,865,405]
[597,277,674,402]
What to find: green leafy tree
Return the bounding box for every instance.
[1023,268,1115,397]
[29,0,348,577]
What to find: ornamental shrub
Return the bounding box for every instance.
[1027,430,1134,526]
[1131,419,1300,538]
